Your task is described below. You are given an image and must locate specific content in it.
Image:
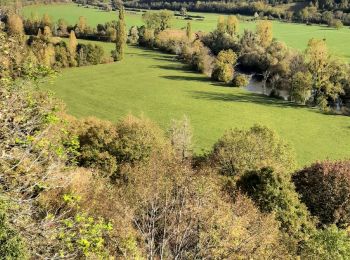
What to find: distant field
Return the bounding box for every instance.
[39,39,350,166]
[23,3,350,60]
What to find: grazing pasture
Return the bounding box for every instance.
[23,3,350,60]
[41,40,350,166]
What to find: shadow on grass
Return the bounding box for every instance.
[161,75,212,82]
[189,90,306,109]
[160,73,306,109]
[151,64,199,73]
[133,52,175,61]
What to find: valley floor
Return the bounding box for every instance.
[43,43,350,166]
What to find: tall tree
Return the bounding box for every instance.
[77,16,87,34]
[142,10,173,32]
[226,15,239,36]
[57,18,68,35]
[7,13,24,36]
[41,13,52,29]
[305,39,345,110]
[217,15,226,34]
[186,21,192,41]
[256,20,273,48]
[114,6,127,61]
[169,115,193,161]
[68,30,78,66]
[43,26,52,38]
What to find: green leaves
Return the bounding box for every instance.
[59,211,112,258]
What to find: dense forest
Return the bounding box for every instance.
[1,2,350,259]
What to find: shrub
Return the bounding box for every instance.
[211,49,237,83]
[293,160,350,228]
[58,212,112,258]
[232,73,249,88]
[201,30,239,55]
[212,63,234,83]
[330,19,343,29]
[211,125,296,177]
[155,29,186,53]
[77,43,104,66]
[181,40,214,76]
[138,26,155,47]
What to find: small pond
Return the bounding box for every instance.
[243,75,289,101]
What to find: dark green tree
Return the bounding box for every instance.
[114,6,127,61]
[186,21,192,41]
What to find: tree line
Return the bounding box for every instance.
[2,10,128,73]
[132,11,350,113]
[109,0,350,26]
[19,7,350,112]
[14,0,350,28]
[9,6,350,111]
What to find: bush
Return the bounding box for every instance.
[181,40,214,76]
[155,29,186,53]
[211,49,237,83]
[211,125,296,177]
[77,43,104,66]
[293,160,350,228]
[201,30,239,55]
[330,19,343,29]
[212,63,234,83]
[232,73,249,88]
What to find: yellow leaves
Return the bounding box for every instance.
[217,49,237,65]
[77,16,87,32]
[226,15,239,36]
[156,29,187,44]
[7,14,24,36]
[256,20,273,48]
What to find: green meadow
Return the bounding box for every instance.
[40,39,350,166]
[21,4,350,166]
[23,3,350,59]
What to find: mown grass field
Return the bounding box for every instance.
[23,3,350,60]
[39,39,350,166]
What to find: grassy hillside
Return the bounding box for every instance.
[23,3,350,60]
[41,40,350,166]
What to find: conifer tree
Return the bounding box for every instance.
[37,28,42,37]
[68,30,78,66]
[114,6,127,61]
[186,22,192,41]
[7,14,24,36]
[226,15,239,36]
[43,26,52,38]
